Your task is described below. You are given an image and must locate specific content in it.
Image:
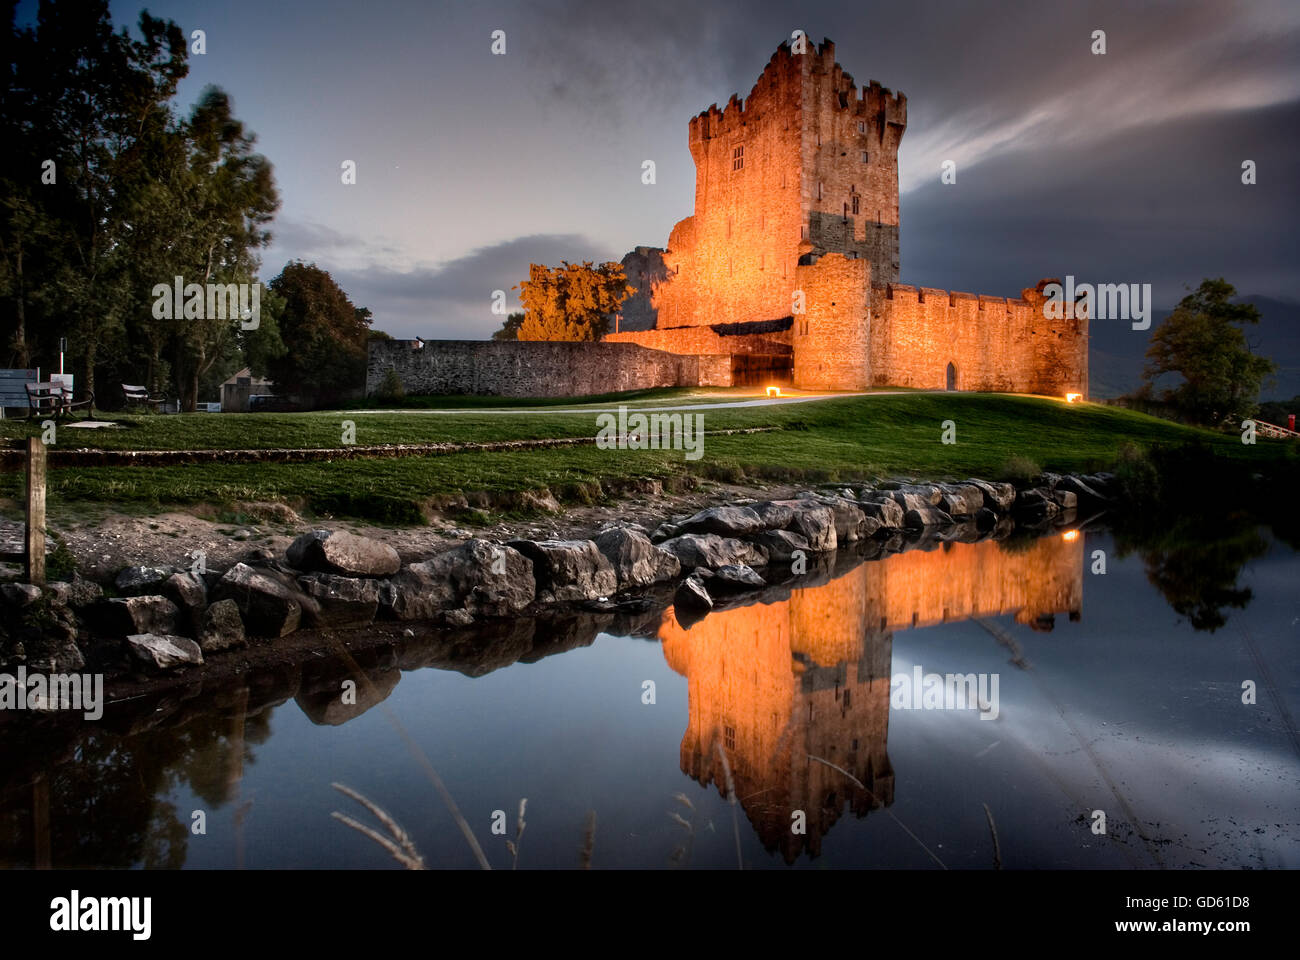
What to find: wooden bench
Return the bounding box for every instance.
[122,383,166,409]
[0,369,38,418]
[26,381,94,419]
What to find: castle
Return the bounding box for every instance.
[605,37,1089,395]
[366,36,1088,399]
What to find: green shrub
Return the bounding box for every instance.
[997,455,1040,486]
[376,369,405,402]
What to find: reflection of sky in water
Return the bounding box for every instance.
[28,529,1300,869]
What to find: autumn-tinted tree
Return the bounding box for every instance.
[265,262,372,403]
[515,261,634,341]
[1140,278,1276,426]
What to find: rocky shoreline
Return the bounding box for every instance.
[0,471,1119,703]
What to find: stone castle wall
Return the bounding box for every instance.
[868,281,1089,395]
[366,339,730,398]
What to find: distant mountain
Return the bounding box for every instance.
[1089,295,1300,402]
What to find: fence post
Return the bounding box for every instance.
[26,436,46,585]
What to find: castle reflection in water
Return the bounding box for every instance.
[658,534,1084,862]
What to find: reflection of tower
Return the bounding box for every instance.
[661,564,894,863]
[658,533,1083,863]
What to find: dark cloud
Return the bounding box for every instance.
[331,233,622,339]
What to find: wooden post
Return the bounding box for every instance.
[26,436,45,585]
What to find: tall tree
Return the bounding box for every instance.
[266,262,372,403]
[515,261,634,341]
[11,0,189,403]
[165,87,280,410]
[1141,278,1276,426]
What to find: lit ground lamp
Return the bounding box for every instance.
[1065,393,1083,403]
[766,386,782,397]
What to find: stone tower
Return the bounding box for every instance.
[647,36,907,332]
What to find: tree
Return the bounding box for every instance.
[6,1,190,403]
[491,311,525,340]
[166,87,280,410]
[515,261,634,341]
[265,262,372,403]
[1140,278,1276,426]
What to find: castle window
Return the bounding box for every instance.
[852,194,860,215]
[724,725,736,752]
[858,120,866,134]
[732,144,744,170]
[817,181,823,200]
[861,151,869,163]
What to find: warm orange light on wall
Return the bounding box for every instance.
[1062,530,1079,542]
[766,386,782,397]
[1065,393,1083,403]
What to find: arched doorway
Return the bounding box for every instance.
[945,362,957,391]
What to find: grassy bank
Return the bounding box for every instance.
[2,393,1292,523]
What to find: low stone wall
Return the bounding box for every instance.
[367,339,728,398]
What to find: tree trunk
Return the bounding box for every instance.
[82,339,96,408]
[13,240,28,367]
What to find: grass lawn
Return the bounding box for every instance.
[1,392,1291,523]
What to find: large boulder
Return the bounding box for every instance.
[673,575,713,615]
[198,599,246,653]
[784,502,837,552]
[858,498,905,530]
[881,484,944,509]
[751,529,810,563]
[659,533,769,570]
[752,501,798,530]
[937,484,985,518]
[815,497,873,542]
[45,574,104,609]
[97,595,180,637]
[593,527,680,590]
[212,563,303,637]
[125,633,203,671]
[383,539,534,620]
[161,571,207,635]
[1056,474,1109,508]
[286,529,400,577]
[706,564,767,594]
[1013,488,1060,522]
[114,565,176,595]
[0,582,41,607]
[902,506,955,529]
[507,539,618,603]
[674,505,765,538]
[297,573,382,628]
[964,478,1017,512]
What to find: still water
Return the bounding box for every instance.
[2,527,1297,869]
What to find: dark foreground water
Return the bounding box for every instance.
[2,527,1297,869]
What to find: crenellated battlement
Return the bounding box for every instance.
[688,36,907,145]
